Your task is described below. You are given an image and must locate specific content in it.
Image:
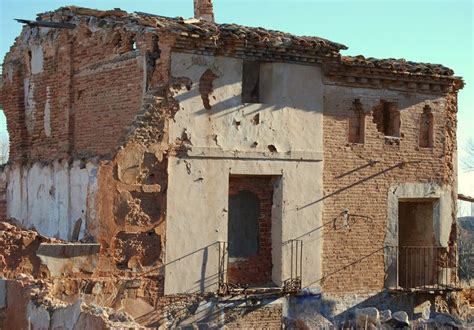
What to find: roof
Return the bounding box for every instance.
[35,6,347,59]
[22,6,459,80]
[342,55,454,77]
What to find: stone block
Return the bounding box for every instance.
[37,243,100,276]
[355,307,380,327]
[388,311,409,328]
[379,309,392,323]
[413,300,431,320]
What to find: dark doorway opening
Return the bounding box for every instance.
[227,175,274,286]
[398,200,436,288]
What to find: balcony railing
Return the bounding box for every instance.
[387,245,458,290]
[217,240,303,295]
[283,239,303,293]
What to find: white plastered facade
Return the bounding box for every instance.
[165,52,325,294]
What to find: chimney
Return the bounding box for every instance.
[194,0,214,22]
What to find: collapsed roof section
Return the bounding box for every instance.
[13,6,462,85]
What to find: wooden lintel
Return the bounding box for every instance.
[15,19,76,29]
[458,193,474,203]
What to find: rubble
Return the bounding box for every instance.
[0,220,60,278]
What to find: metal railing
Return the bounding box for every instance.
[217,240,304,295]
[283,239,303,293]
[388,245,458,290]
[217,241,229,294]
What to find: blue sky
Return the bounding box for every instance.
[0,0,473,188]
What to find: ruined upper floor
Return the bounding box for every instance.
[0,6,465,166]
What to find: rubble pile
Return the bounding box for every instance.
[0,220,60,278]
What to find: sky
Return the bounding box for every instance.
[0,0,473,196]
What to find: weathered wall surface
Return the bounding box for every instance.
[165,52,325,294]
[5,161,98,240]
[0,19,146,163]
[321,83,457,294]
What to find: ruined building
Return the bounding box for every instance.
[0,1,470,328]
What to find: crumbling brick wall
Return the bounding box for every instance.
[0,9,178,302]
[321,81,460,294]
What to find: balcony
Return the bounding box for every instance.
[217,240,303,296]
[386,246,459,291]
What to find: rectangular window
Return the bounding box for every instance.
[373,101,400,138]
[348,99,365,143]
[241,61,260,103]
[227,175,274,286]
[419,105,434,148]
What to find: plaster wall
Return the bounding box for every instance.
[5,160,98,241]
[165,52,325,294]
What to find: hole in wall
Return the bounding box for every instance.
[267,144,277,153]
[372,100,400,138]
[251,113,260,125]
[242,61,260,103]
[419,105,434,148]
[348,99,365,144]
[0,110,9,165]
[199,69,218,110]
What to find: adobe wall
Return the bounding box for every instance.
[321,83,458,295]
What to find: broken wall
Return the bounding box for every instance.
[6,161,97,240]
[0,12,171,303]
[0,13,150,243]
[165,52,325,294]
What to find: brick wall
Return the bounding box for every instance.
[224,305,282,328]
[1,24,145,163]
[227,176,274,286]
[321,85,456,294]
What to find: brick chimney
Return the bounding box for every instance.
[194,0,214,22]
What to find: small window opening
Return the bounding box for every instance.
[348,99,365,143]
[0,111,9,165]
[242,61,260,103]
[419,105,434,148]
[373,101,400,137]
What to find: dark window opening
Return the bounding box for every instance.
[373,101,400,137]
[242,61,260,103]
[228,190,260,257]
[348,99,365,143]
[227,175,274,286]
[398,201,437,288]
[419,105,434,148]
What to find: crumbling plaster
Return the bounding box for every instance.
[6,160,98,241]
[165,52,325,294]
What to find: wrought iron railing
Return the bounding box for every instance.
[283,239,303,293]
[217,241,229,295]
[217,240,304,295]
[387,245,458,290]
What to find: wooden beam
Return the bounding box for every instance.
[15,19,76,29]
[458,193,474,203]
